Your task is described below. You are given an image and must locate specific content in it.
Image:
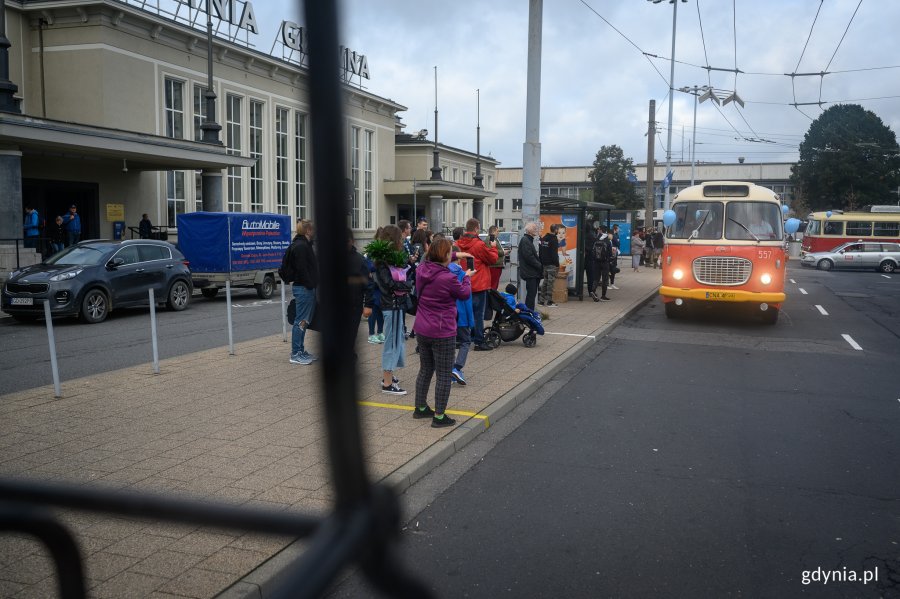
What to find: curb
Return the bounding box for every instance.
[218,286,660,599]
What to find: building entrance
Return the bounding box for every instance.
[22,179,100,243]
[397,204,426,225]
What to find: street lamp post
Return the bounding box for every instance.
[648,0,687,211]
[676,85,718,185]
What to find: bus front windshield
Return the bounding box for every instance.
[668,202,724,240]
[725,202,783,241]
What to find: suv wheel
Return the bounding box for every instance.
[167,280,191,311]
[80,289,108,324]
[879,260,896,274]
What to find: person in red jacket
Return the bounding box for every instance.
[455,218,499,351]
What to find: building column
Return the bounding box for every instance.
[429,194,444,234]
[201,169,223,212]
[472,198,484,227]
[0,147,22,242]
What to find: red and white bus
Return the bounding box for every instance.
[801,207,900,254]
[660,181,787,324]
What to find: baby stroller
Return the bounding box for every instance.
[483,289,545,348]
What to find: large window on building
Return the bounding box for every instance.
[512,218,522,231]
[295,112,308,220]
[495,218,504,229]
[273,107,289,216]
[349,126,375,229]
[167,171,186,226]
[226,94,243,212]
[164,77,184,139]
[193,85,207,142]
[249,101,264,213]
[512,198,522,211]
[495,198,504,210]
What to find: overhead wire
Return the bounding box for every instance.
[818,0,864,106]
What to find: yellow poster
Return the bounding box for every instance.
[106,203,125,221]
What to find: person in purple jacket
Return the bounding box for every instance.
[412,238,473,428]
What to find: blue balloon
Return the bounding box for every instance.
[663,210,676,227]
[781,204,789,215]
[826,211,833,218]
[784,218,801,235]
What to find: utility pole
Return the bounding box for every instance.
[645,99,656,227]
[521,0,543,229]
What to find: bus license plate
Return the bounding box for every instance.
[705,291,735,301]
[11,297,33,305]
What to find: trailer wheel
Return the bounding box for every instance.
[201,288,219,299]
[256,275,275,299]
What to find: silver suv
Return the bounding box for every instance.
[800,242,900,273]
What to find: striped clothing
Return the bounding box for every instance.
[414,334,455,414]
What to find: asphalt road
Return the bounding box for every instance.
[0,287,287,395]
[333,264,900,598]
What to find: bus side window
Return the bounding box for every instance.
[824,221,843,235]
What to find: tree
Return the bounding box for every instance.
[792,104,900,212]
[588,145,641,209]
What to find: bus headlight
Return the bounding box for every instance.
[672,268,684,281]
[760,273,772,285]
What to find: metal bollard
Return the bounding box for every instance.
[43,301,61,398]
[226,279,234,355]
[148,288,160,374]
[281,281,287,342]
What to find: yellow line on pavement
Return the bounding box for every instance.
[358,401,490,429]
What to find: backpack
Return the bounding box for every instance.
[592,239,609,262]
[278,243,297,283]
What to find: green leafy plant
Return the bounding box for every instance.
[363,239,408,267]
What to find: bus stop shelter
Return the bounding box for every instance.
[539,196,614,300]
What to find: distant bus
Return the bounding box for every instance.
[801,207,900,254]
[660,181,787,324]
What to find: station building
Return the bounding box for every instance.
[0,0,497,275]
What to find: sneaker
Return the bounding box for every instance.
[289,354,313,365]
[600,296,611,301]
[367,335,380,344]
[589,292,599,302]
[381,384,407,395]
[413,405,435,419]
[538,301,546,306]
[301,351,318,362]
[473,343,493,351]
[609,284,619,290]
[377,333,385,343]
[393,376,400,385]
[451,368,467,385]
[546,302,558,307]
[431,414,457,428]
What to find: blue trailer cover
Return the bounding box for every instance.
[177,212,292,273]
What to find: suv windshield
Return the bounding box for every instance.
[668,202,724,240]
[45,245,111,266]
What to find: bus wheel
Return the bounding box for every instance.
[816,259,833,271]
[664,302,682,319]
[878,260,896,274]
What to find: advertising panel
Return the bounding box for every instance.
[177,212,292,273]
[539,213,580,289]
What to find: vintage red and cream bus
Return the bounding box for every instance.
[801,207,900,254]
[660,182,787,324]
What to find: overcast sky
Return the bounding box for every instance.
[254,0,900,169]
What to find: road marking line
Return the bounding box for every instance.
[799,288,808,295]
[358,401,490,428]
[790,278,796,284]
[882,274,891,279]
[815,305,829,316]
[841,334,863,351]
[544,332,597,339]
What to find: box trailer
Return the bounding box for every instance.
[176,212,292,299]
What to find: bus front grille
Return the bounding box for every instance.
[692,257,751,285]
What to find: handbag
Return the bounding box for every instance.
[285,297,322,330]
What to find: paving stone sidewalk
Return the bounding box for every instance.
[0,269,661,598]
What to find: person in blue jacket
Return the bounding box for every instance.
[448,257,475,386]
[23,206,40,248]
[61,204,82,247]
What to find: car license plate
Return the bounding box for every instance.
[11,297,33,305]
[705,291,735,301]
